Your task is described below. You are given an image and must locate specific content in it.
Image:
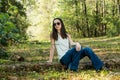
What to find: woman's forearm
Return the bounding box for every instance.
[70,41,79,46]
[49,45,55,62]
[70,41,81,51]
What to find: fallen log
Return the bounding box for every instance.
[0,59,120,72]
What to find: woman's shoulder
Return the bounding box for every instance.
[66,33,71,38]
[50,32,53,38]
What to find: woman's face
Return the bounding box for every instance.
[53,19,61,32]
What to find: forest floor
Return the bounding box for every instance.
[0,36,120,80]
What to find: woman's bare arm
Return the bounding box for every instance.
[47,36,55,62]
[67,34,81,51]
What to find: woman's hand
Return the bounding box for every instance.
[76,42,81,51]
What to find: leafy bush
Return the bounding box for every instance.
[0,48,9,59]
[106,16,120,37]
[0,13,19,46]
[0,0,29,59]
[0,0,29,46]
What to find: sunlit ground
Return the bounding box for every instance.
[0,36,120,80]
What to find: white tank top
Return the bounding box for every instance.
[55,34,70,60]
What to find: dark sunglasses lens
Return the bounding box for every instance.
[54,22,60,26]
[57,22,60,25]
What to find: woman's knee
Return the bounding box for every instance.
[83,47,92,51]
[83,47,93,55]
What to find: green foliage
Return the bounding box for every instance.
[0,0,29,46]
[8,5,18,15]
[0,13,17,46]
[0,48,9,59]
[107,23,117,37]
[105,15,120,37]
[0,13,22,45]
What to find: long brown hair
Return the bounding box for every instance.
[51,18,67,40]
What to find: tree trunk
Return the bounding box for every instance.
[117,0,120,18]
[95,0,99,37]
[112,0,116,16]
[0,60,120,72]
[101,0,106,36]
[74,0,79,33]
[83,0,90,37]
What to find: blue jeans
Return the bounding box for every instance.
[60,47,104,71]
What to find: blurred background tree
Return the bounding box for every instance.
[55,0,120,38]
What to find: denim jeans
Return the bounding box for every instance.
[60,47,104,71]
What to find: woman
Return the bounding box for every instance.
[47,18,104,71]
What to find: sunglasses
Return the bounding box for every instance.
[53,22,61,26]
